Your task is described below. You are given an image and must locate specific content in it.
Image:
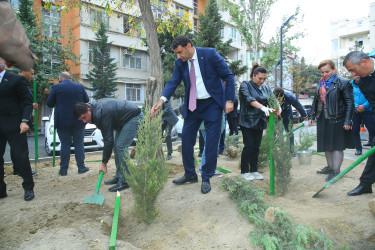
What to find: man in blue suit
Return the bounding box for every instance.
[151,36,235,194]
[46,72,90,176]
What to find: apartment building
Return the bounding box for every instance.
[330,16,371,73]
[10,0,248,107]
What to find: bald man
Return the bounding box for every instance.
[46,72,90,176]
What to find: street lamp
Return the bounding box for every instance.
[280,14,294,88]
[275,60,280,87]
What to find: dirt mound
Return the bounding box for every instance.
[1,146,375,249]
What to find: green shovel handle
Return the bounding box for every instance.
[95,171,104,194]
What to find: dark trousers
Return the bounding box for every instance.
[360,136,375,187]
[281,113,294,154]
[228,117,238,135]
[352,111,375,150]
[162,121,174,155]
[218,115,226,152]
[198,130,204,154]
[0,131,34,193]
[240,126,263,173]
[56,124,85,170]
[181,98,222,182]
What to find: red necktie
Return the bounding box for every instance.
[189,59,197,112]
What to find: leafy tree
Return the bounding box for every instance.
[154,9,193,100]
[194,0,247,86]
[86,22,118,99]
[17,0,79,103]
[221,0,277,64]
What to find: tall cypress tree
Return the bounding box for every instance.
[86,22,118,100]
[194,0,247,81]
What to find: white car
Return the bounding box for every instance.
[42,110,104,156]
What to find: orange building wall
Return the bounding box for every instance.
[34,0,81,81]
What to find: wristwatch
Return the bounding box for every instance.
[21,119,29,123]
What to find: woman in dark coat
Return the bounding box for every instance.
[238,64,275,181]
[309,59,354,181]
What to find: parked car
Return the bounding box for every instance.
[292,108,302,123]
[42,110,104,156]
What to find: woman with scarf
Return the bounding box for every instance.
[308,59,354,181]
[238,64,276,181]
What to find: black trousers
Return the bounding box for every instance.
[240,126,263,173]
[360,136,375,187]
[228,117,238,135]
[198,130,204,154]
[0,130,34,193]
[162,121,174,155]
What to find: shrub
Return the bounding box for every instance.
[124,109,169,223]
[221,178,333,249]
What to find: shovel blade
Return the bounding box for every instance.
[83,194,105,205]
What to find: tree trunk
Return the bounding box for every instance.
[138,0,164,109]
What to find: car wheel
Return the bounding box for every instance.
[45,138,53,156]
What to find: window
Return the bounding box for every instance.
[220,25,224,38]
[193,0,198,15]
[42,5,61,37]
[124,14,131,34]
[332,39,338,51]
[228,27,240,43]
[122,49,142,69]
[90,8,109,29]
[193,18,198,32]
[88,41,96,63]
[152,0,166,20]
[125,84,142,102]
[357,37,364,47]
[176,5,185,18]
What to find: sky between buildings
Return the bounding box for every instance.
[263,0,373,65]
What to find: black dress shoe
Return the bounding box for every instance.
[78,167,89,174]
[24,190,34,201]
[317,166,333,175]
[363,142,372,147]
[201,180,211,194]
[355,149,362,155]
[0,192,7,198]
[325,171,340,181]
[347,185,373,196]
[167,155,172,160]
[172,175,198,185]
[108,182,129,192]
[104,177,119,185]
[59,169,67,176]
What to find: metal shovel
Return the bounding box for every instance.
[84,171,105,205]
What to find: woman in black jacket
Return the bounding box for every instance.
[309,59,354,181]
[238,64,275,181]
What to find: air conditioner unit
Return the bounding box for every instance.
[124,49,133,55]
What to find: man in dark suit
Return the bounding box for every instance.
[344,51,375,196]
[162,102,178,160]
[151,36,235,194]
[0,57,35,201]
[46,72,90,176]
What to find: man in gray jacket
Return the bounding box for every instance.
[73,99,143,192]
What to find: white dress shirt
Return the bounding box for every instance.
[188,48,210,99]
[0,69,6,83]
[161,48,211,103]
